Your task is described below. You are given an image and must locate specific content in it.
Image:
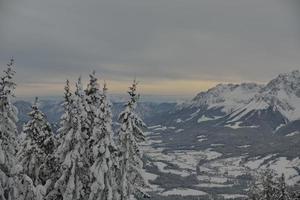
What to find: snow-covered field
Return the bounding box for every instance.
[161,188,207,196]
[221,194,248,199]
[142,125,300,198]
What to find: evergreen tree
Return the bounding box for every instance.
[57,80,74,141]
[53,77,91,200]
[0,59,22,200]
[89,83,119,200]
[261,169,276,200]
[249,169,296,200]
[85,71,102,165]
[118,80,148,200]
[45,80,75,200]
[276,174,291,200]
[85,71,101,110]
[18,97,56,186]
[85,71,101,135]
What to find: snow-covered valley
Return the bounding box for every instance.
[141,125,300,199]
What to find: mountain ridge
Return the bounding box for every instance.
[179,70,300,131]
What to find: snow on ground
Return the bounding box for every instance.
[142,127,300,197]
[225,122,259,129]
[197,154,300,189]
[225,122,243,129]
[196,183,233,188]
[148,125,162,129]
[144,131,153,136]
[211,143,225,147]
[198,166,215,174]
[210,176,229,184]
[140,169,162,192]
[148,149,223,172]
[198,138,208,142]
[171,149,222,171]
[286,131,300,137]
[143,171,158,181]
[197,135,208,142]
[237,145,251,148]
[203,155,300,186]
[206,157,246,177]
[197,175,229,184]
[142,139,163,146]
[189,83,262,115]
[160,188,207,196]
[153,161,190,177]
[197,115,223,123]
[168,126,176,129]
[197,175,212,182]
[202,149,223,160]
[190,109,201,117]
[175,129,184,133]
[185,109,201,121]
[220,194,248,199]
[268,157,300,185]
[141,140,164,154]
[275,123,286,131]
[146,151,174,162]
[244,154,275,169]
[154,126,167,131]
[227,99,269,123]
[273,89,300,121]
[176,118,183,123]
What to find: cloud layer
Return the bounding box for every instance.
[0,0,299,96]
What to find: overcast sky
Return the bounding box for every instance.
[0,0,299,97]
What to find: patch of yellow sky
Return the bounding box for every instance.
[16,79,227,97]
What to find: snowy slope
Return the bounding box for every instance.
[228,70,300,126]
[186,83,263,114]
[179,70,300,131]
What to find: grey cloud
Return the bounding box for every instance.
[0,0,300,90]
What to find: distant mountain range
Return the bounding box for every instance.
[175,70,300,135]
[14,99,176,132]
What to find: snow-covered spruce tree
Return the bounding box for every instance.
[52,77,91,200]
[57,80,74,141]
[260,169,277,200]
[85,71,102,165]
[17,97,57,200]
[0,59,22,200]
[118,80,149,200]
[89,83,119,200]
[275,174,291,200]
[18,97,56,185]
[249,169,295,200]
[44,80,75,200]
[249,169,277,200]
[85,71,101,111]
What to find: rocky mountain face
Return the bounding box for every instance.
[188,83,263,113]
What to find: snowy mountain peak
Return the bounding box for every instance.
[183,70,300,128]
[263,70,300,97]
[227,70,300,124]
[192,83,262,103]
[255,70,300,121]
[188,83,263,113]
